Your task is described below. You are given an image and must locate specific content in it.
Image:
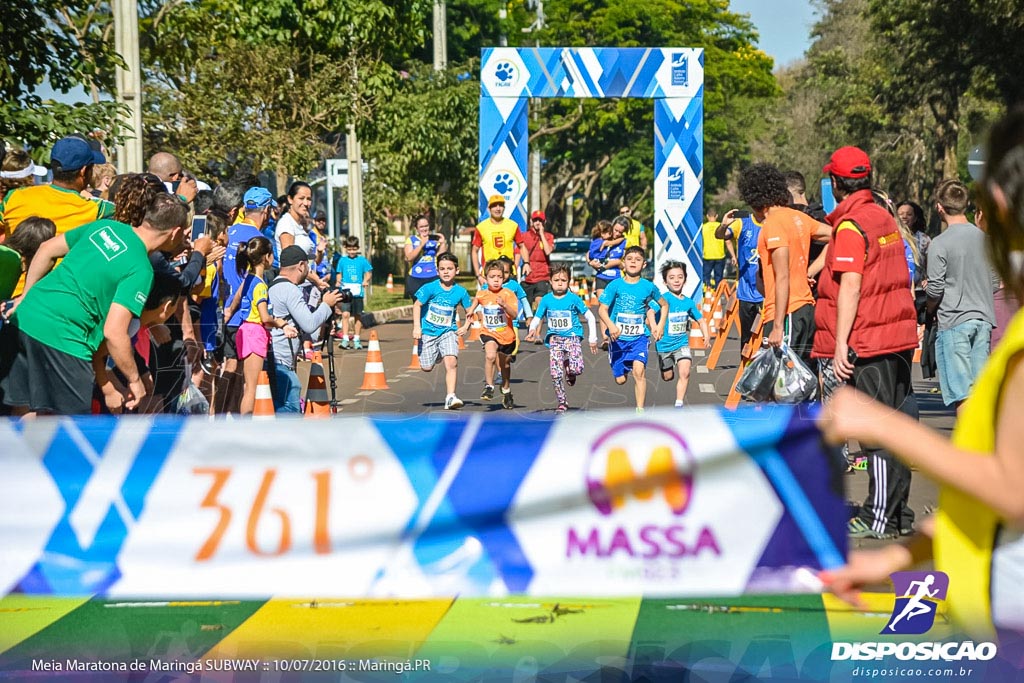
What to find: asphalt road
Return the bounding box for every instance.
[298,313,953,548]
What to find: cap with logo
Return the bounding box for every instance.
[50,136,106,173]
[823,146,872,179]
[488,194,506,207]
[531,210,546,222]
[243,186,278,210]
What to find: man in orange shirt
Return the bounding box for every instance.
[738,162,822,365]
[461,259,520,409]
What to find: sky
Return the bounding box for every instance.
[730,0,819,68]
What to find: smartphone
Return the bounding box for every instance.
[190,215,207,241]
[733,210,751,219]
[429,233,442,241]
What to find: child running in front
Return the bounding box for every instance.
[461,259,519,409]
[413,252,472,410]
[655,261,708,408]
[525,265,598,412]
[597,246,666,413]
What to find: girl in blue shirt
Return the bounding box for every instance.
[655,261,709,407]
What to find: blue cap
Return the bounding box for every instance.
[50,136,105,172]
[243,186,277,210]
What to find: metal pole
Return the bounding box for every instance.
[113,0,144,172]
[565,181,574,237]
[346,124,365,247]
[433,1,447,71]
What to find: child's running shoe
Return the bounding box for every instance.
[481,385,495,401]
[502,389,514,409]
[674,400,684,408]
[555,402,568,413]
[352,338,363,350]
[845,456,868,473]
[444,394,464,410]
[339,336,350,349]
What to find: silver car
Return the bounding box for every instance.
[550,237,596,280]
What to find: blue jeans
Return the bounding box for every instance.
[703,258,725,289]
[273,364,302,413]
[935,319,992,405]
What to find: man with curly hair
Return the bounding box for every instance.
[738,162,819,366]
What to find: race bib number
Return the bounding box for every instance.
[426,303,454,328]
[482,304,506,331]
[547,312,573,331]
[668,311,688,336]
[342,282,362,297]
[616,313,644,337]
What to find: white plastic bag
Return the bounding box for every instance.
[773,344,818,403]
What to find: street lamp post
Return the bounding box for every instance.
[113,0,144,172]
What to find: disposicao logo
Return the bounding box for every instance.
[568,423,719,561]
[885,571,949,635]
[831,571,998,663]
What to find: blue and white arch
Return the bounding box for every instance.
[479,47,704,295]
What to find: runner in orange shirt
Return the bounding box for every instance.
[461,259,520,409]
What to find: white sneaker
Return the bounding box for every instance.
[674,400,684,408]
[444,394,464,410]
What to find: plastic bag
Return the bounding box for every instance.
[736,346,781,402]
[175,380,210,415]
[773,344,818,403]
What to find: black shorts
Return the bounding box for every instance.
[224,325,240,360]
[738,299,762,349]
[762,303,816,366]
[341,296,365,318]
[523,280,551,304]
[2,330,94,414]
[480,334,516,356]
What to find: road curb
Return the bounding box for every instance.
[361,305,414,328]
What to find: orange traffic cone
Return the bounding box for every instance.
[689,327,707,350]
[254,371,275,419]
[386,274,395,292]
[359,331,390,390]
[304,352,331,417]
[468,316,482,342]
[408,342,421,369]
[580,279,589,301]
[590,286,600,307]
[570,280,579,294]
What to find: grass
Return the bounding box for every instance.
[365,286,409,312]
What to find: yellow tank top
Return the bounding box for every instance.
[936,307,1024,638]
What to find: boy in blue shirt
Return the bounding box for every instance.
[526,265,598,412]
[655,261,709,407]
[597,246,667,412]
[413,252,472,410]
[336,236,373,349]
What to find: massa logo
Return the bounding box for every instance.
[584,423,695,516]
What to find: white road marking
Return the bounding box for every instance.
[699,383,715,393]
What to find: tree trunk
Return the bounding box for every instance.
[928,91,960,192]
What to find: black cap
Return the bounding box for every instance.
[279,245,307,268]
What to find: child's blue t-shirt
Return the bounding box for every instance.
[504,279,533,318]
[599,277,660,341]
[655,290,702,353]
[338,254,373,298]
[415,280,472,337]
[535,292,588,344]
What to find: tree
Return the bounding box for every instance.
[1,0,126,158]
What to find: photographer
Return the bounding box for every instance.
[267,246,344,413]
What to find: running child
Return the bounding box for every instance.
[461,259,519,409]
[336,235,373,349]
[525,265,598,412]
[413,252,472,410]
[496,254,531,371]
[224,236,298,415]
[597,246,666,413]
[655,261,708,408]
[588,219,626,346]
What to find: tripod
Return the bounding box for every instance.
[318,314,341,414]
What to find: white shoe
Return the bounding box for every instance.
[445,395,464,410]
[674,400,684,408]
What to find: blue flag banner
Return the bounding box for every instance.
[0,406,845,598]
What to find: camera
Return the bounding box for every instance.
[332,287,354,303]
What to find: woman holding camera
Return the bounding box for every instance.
[404,214,448,298]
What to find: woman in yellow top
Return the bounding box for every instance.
[818,108,1024,640]
[224,236,297,415]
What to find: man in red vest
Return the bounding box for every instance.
[813,146,919,540]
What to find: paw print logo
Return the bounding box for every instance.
[493,173,515,196]
[495,62,515,83]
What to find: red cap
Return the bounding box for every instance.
[531,210,546,222]
[823,146,872,179]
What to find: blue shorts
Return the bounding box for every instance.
[609,336,649,378]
